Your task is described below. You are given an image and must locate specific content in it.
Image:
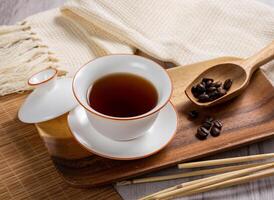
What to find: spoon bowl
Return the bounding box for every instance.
[186,41,274,107]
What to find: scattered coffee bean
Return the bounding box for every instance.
[196,127,210,140]
[223,79,233,90]
[188,110,199,119]
[202,121,212,130]
[193,116,223,140]
[210,127,221,137]
[213,120,223,129]
[190,77,233,103]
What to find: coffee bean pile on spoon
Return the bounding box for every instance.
[196,117,223,140]
[191,78,233,102]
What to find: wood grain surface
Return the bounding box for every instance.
[1,1,274,200]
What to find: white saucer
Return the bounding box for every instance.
[67,102,178,160]
[18,78,77,123]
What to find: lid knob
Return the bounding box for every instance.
[28,68,57,89]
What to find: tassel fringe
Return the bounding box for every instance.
[0,22,63,96]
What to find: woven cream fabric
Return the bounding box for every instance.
[0,0,273,95]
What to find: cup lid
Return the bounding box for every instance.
[18,68,78,123]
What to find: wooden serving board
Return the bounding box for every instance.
[51,57,274,187]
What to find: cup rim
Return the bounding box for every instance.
[72,54,173,121]
[28,68,57,86]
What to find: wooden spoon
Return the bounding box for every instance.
[185,41,274,107]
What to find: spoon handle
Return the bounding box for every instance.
[243,41,274,75]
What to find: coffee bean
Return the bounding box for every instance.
[201,127,210,134]
[198,93,210,102]
[223,79,233,90]
[207,86,216,93]
[202,78,214,87]
[188,110,199,119]
[212,81,222,88]
[191,85,197,94]
[190,77,232,103]
[210,127,221,137]
[196,127,210,140]
[196,83,206,93]
[202,121,212,130]
[208,91,220,100]
[202,78,214,83]
[196,116,223,140]
[213,120,223,129]
[194,93,200,98]
[206,80,213,88]
[217,88,227,96]
[201,81,206,87]
[196,132,207,140]
[194,117,222,140]
[191,86,199,98]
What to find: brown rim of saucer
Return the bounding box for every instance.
[67,101,178,160]
[72,54,173,121]
[28,68,58,86]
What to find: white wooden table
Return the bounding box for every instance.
[1,1,273,199]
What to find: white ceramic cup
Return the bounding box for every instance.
[73,55,172,141]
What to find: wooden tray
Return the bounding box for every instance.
[46,57,274,187]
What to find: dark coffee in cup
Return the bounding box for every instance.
[88,73,158,118]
